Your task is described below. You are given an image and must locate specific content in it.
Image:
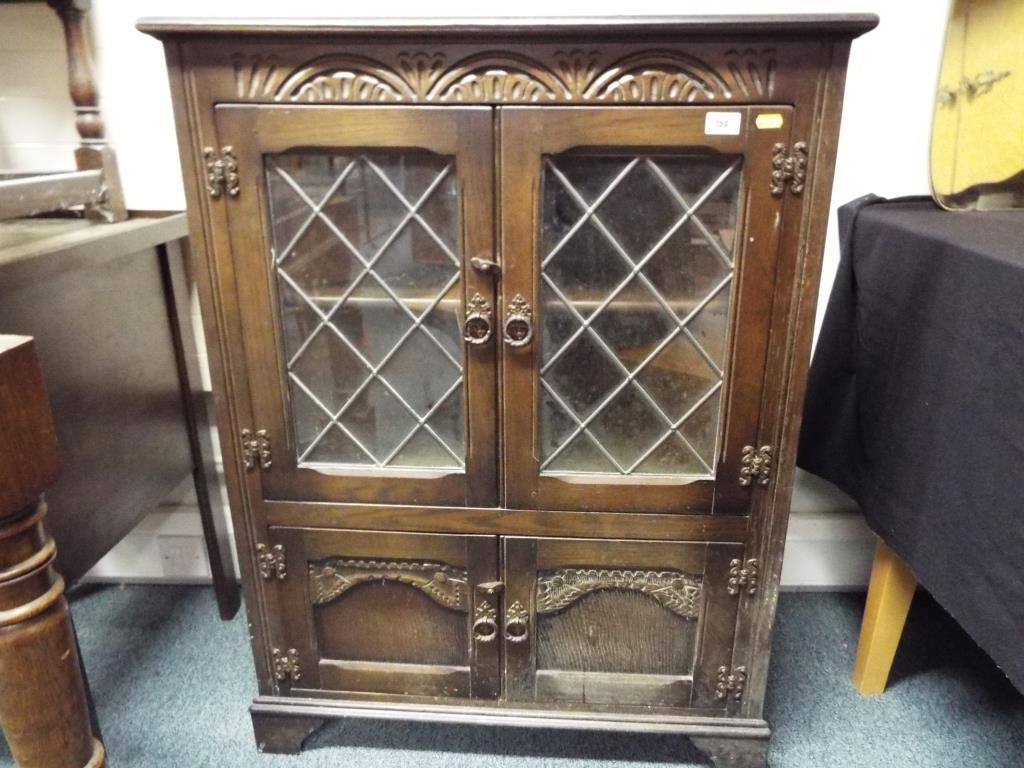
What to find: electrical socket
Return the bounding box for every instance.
[158,535,210,579]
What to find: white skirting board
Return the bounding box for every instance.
[82,469,876,590]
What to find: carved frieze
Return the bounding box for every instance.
[536,568,703,620]
[724,48,777,98]
[231,47,778,105]
[309,558,469,611]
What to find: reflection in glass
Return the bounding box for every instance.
[539,152,743,477]
[266,151,464,470]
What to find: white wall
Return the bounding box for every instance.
[2,1,948,587]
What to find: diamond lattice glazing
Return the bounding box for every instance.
[539,153,743,477]
[266,151,465,470]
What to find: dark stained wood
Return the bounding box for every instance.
[690,734,770,768]
[263,500,749,541]
[160,38,278,693]
[271,527,499,700]
[144,16,869,767]
[691,544,744,712]
[499,105,790,515]
[0,335,106,768]
[47,0,127,221]
[214,104,497,509]
[158,237,241,619]
[0,215,239,619]
[503,536,741,710]
[251,693,773,732]
[735,41,857,721]
[251,710,325,755]
[138,15,879,38]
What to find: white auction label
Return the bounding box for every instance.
[704,111,742,136]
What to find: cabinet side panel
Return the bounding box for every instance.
[162,41,273,691]
[739,40,853,717]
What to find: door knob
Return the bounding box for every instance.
[503,294,534,348]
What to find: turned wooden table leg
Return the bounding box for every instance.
[0,336,107,767]
[851,540,917,695]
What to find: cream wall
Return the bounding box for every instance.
[0,1,951,586]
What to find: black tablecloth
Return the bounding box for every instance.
[798,196,1024,692]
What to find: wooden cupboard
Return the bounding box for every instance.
[141,15,876,767]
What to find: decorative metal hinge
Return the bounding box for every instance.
[770,142,808,197]
[715,665,747,701]
[203,145,240,198]
[727,558,760,596]
[739,445,773,487]
[241,429,272,471]
[256,543,287,581]
[272,648,301,683]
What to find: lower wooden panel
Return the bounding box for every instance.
[263,501,749,542]
[502,536,742,711]
[535,670,691,708]
[318,660,470,698]
[251,694,771,735]
[271,527,500,700]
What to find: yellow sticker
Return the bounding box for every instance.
[755,113,784,130]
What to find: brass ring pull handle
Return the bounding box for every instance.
[463,293,493,346]
[473,581,504,644]
[472,606,499,643]
[503,294,534,348]
[504,600,529,643]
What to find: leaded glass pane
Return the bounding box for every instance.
[539,152,742,478]
[266,150,464,470]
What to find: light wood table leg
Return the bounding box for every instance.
[852,540,917,695]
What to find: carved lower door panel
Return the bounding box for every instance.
[271,527,500,699]
[502,537,744,712]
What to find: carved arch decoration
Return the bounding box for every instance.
[583,49,730,101]
[535,568,703,620]
[232,47,777,104]
[309,558,469,612]
[428,52,570,102]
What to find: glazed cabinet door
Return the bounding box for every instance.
[270,527,500,699]
[502,537,744,712]
[214,106,497,507]
[500,106,792,514]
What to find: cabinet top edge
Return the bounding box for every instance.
[136,14,879,40]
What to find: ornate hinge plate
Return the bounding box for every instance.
[727,558,759,596]
[204,145,240,198]
[241,429,272,471]
[770,141,807,197]
[715,665,747,701]
[272,648,301,683]
[256,543,286,581]
[739,445,773,487]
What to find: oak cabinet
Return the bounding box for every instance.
[142,15,875,767]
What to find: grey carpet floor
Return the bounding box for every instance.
[2,586,1022,767]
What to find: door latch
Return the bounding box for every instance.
[470,257,501,278]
